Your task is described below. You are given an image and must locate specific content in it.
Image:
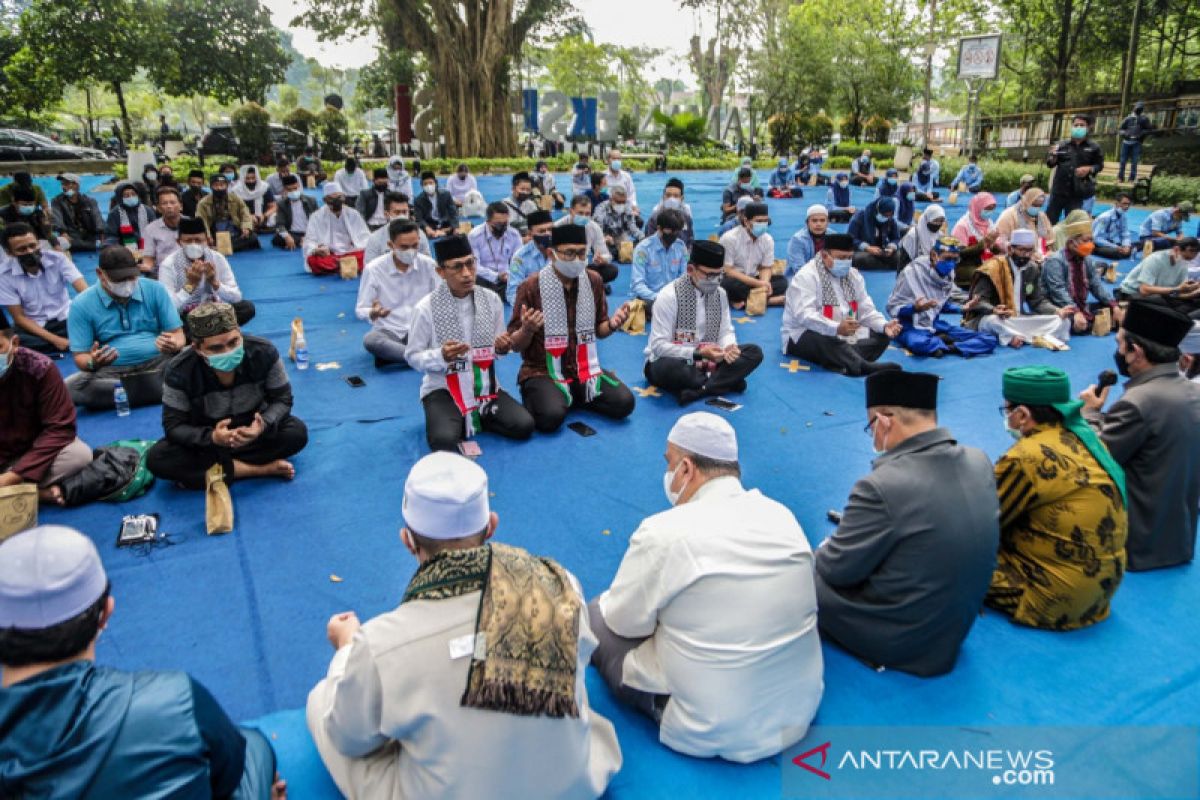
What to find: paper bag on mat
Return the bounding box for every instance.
[772,259,786,276]
[0,484,38,543]
[618,240,634,263]
[746,287,768,316]
[1091,308,1113,337]
[539,194,554,211]
[288,317,305,362]
[205,464,234,535]
[457,221,473,235]
[215,231,234,256]
[306,175,317,189]
[622,299,647,335]
[338,255,359,280]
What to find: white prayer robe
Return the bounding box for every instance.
[302,206,371,257]
[781,257,887,351]
[597,476,824,763]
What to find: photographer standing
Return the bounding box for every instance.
[1045,113,1104,223]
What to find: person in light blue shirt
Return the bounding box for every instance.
[1116,238,1200,315]
[1140,203,1193,252]
[630,210,688,311]
[786,204,830,278]
[825,173,856,223]
[768,159,802,198]
[1006,174,1035,208]
[950,155,984,192]
[913,149,941,200]
[506,210,554,306]
[1092,192,1134,261]
[65,246,184,409]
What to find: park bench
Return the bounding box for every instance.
[1097,161,1157,204]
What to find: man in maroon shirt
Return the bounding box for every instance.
[0,327,92,505]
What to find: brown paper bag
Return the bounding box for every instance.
[457,221,473,235]
[1091,307,1113,337]
[205,464,234,535]
[338,255,359,280]
[538,194,554,211]
[1104,263,1118,283]
[0,484,37,543]
[288,317,305,362]
[618,240,634,263]
[708,234,719,242]
[215,231,233,256]
[948,189,960,207]
[746,287,768,316]
[306,175,317,189]
[772,259,786,276]
[621,299,647,335]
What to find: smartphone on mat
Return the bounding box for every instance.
[567,421,597,437]
[458,441,482,458]
[345,375,366,388]
[705,397,742,412]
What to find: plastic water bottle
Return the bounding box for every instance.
[114,381,131,417]
[295,335,309,371]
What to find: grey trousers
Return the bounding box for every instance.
[64,353,172,410]
[363,329,408,365]
[1,438,92,488]
[587,598,668,722]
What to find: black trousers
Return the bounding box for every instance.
[216,226,261,253]
[828,209,853,223]
[853,251,899,271]
[64,233,100,252]
[1044,193,1083,225]
[271,231,305,249]
[589,262,619,284]
[915,191,940,202]
[18,318,68,355]
[722,274,787,305]
[421,388,534,452]
[520,373,635,433]
[786,329,891,376]
[849,175,875,187]
[1092,244,1129,261]
[643,344,763,400]
[146,416,309,490]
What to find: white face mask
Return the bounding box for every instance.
[555,257,587,279]
[611,202,627,213]
[1004,411,1022,440]
[183,243,205,260]
[394,248,417,266]
[423,184,436,195]
[871,419,888,455]
[662,197,681,210]
[106,278,137,298]
[663,464,684,506]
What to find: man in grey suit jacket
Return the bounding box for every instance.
[272,174,318,250]
[1081,301,1200,570]
[815,370,999,677]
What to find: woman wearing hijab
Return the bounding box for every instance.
[995,187,1055,261]
[233,165,278,232]
[950,192,999,286]
[103,181,157,250]
[896,181,917,227]
[386,156,415,200]
[899,203,946,269]
[334,157,370,207]
[874,168,900,199]
[1052,209,1091,253]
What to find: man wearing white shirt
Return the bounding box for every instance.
[468,202,522,299]
[644,241,763,404]
[604,149,638,213]
[355,168,393,231]
[781,232,902,376]
[404,235,533,451]
[333,157,370,207]
[719,202,785,308]
[590,412,823,763]
[0,223,87,355]
[363,193,431,264]
[159,217,254,328]
[356,219,439,367]
[554,196,612,273]
[303,184,371,276]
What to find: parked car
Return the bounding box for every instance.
[0,128,110,161]
[199,123,307,160]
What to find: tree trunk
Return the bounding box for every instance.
[112,80,132,143]
[85,86,95,142]
[1053,0,1073,111]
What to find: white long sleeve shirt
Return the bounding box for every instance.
[645,280,736,361]
[405,290,506,400]
[781,257,886,351]
[158,248,243,308]
[597,476,824,763]
[467,223,522,282]
[303,206,371,256]
[364,224,431,265]
[354,252,440,338]
[334,167,371,197]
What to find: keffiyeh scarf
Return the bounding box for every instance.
[431,282,500,437]
[117,204,149,249]
[539,267,615,403]
[818,261,858,320]
[672,274,722,345]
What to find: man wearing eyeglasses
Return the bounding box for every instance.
[644,241,763,405]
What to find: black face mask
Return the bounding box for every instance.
[213,189,226,198]
[489,223,507,237]
[17,252,42,273]
[1010,254,1031,268]
[1114,348,1130,377]
[375,183,389,192]
[326,198,344,211]
[926,221,942,233]
[188,185,204,194]
[515,191,530,202]
[661,232,679,248]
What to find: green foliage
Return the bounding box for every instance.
[864,116,891,144]
[354,48,418,113]
[834,140,897,160]
[652,110,710,148]
[284,108,317,138]
[618,113,640,141]
[230,102,272,163]
[314,106,348,159]
[542,35,615,99]
[804,114,835,146]
[767,113,804,155]
[2,45,64,120]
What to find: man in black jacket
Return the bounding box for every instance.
[273,174,318,250]
[355,168,393,231]
[146,302,308,489]
[1044,113,1104,224]
[413,171,458,241]
[180,170,209,218]
[50,174,103,252]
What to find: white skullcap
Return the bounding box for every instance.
[807,204,829,219]
[1010,229,1036,247]
[0,526,107,629]
[322,182,343,199]
[402,452,490,539]
[668,412,739,462]
[735,195,754,211]
[1182,322,1200,354]
[924,203,946,222]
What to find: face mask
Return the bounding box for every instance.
[830,258,852,279]
[287,190,302,201]
[145,171,157,181]
[662,232,679,248]
[1114,349,1130,377]
[532,233,552,250]
[871,419,888,455]
[926,220,943,232]
[1004,415,1022,441]
[662,197,681,210]
[838,180,849,188]
[739,181,751,190]
[161,173,173,182]
[489,223,507,236]
[375,182,388,192]
[457,172,468,179]
[696,275,721,296]
[244,180,257,188]
[183,243,205,260]
[934,258,957,277]
[394,248,417,266]
[0,349,9,381]
[663,464,683,506]
[17,252,42,272]
[1010,254,1031,268]
[205,343,245,372]
[64,189,76,198]
[1071,126,1088,139]
[981,208,997,220]
[875,213,890,224]
[326,198,343,211]
[17,205,35,216]
[224,172,236,182]
[612,203,627,213]
[573,216,588,227]
[423,184,436,195]
[751,221,769,237]
[1074,241,1096,257]
[555,257,587,278]
[887,178,898,186]
[213,189,227,198]
[1026,206,1042,217]
[610,160,622,171]
[122,196,139,208]
[515,191,530,202]
[106,278,137,298]
[906,192,916,201]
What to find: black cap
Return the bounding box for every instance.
[866,370,939,410]
[550,225,587,247]
[98,245,141,280]
[209,173,228,185]
[744,202,769,219]
[825,233,855,252]
[373,167,388,179]
[526,210,553,228]
[434,234,472,264]
[690,240,724,269]
[178,217,207,236]
[1123,300,1193,348]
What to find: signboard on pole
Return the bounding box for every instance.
[957,34,1002,80]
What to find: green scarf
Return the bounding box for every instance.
[403,542,582,718]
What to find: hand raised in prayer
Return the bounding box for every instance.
[231,413,265,448]
[91,340,119,367]
[185,259,206,286]
[723,344,740,364]
[327,611,362,650]
[609,302,630,330]
[156,330,183,354]
[836,318,860,337]
[441,340,470,363]
[884,320,903,338]
[204,260,218,289]
[494,332,514,354]
[1078,383,1110,411]
[519,307,544,334]
[213,419,236,448]
[369,301,391,321]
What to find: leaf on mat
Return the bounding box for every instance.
[601,529,611,536]
[329,574,343,583]
[315,362,341,371]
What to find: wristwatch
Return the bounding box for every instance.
[183,283,196,294]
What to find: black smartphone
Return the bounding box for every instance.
[705,397,742,411]
[345,375,366,388]
[567,421,597,437]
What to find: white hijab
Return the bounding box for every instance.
[901,203,945,260]
[234,165,269,214]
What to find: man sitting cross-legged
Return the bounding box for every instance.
[356,218,439,368]
[0,223,87,356]
[159,217,256,330]
[303,183,370,276]
[146,302,308,489]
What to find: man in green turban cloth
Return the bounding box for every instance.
[987,365,1128,630]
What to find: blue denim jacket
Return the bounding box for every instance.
[1040,252,1114,308]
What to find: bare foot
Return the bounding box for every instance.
[1009,337,1025,349]
[38,485,65,506]
[232,459,296,481]
[733,302,745,310]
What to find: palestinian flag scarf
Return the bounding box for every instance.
[538,266,614,403]
[430,282,500,437]
[672,274,723,346]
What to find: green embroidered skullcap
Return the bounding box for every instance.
[1002,366,1070,406]
[187,302,238,340]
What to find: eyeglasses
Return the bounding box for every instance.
[556,248,588,259]
[442,257,476,273]
[997,404,1014,417]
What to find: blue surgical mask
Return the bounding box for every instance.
[830,258,852,279]
[1071,126,1088,139]
[887,177,897,186]
[751,221,769,237]
[934,258,957,277]
[875,213,890,224]
[573,215,588,227]
[17,205,35,216]
[610,160,622,171]
[205,342,245,372]
[122,196,139,208]
[0,349,9,380]
[906,192,916,201]
[64,189,76,198]
[1025,206,1042,218]
[224,172,237,182]
[739,181,752,190]
[288,190,302,201]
